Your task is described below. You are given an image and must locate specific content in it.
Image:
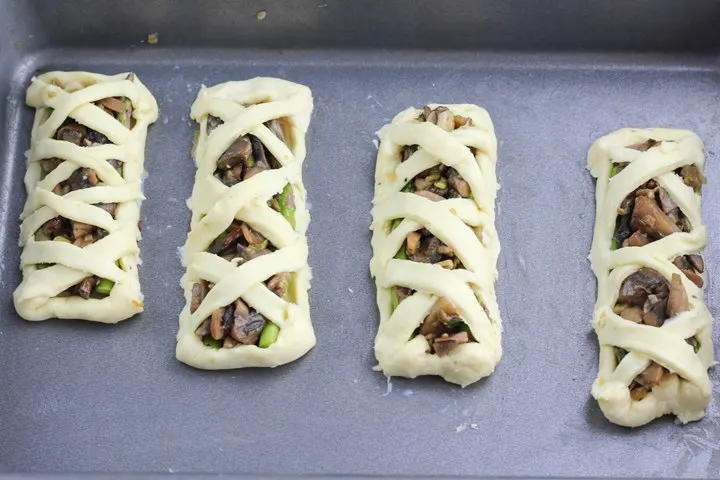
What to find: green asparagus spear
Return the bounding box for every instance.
[258,322,280,348]
[203,335,223,349]
[53,235,71,243]
[390,287,399,312]
[117,97,133,129]
[395,244,408,260]
[610,236,620,250]
[95,278,114,295]
[277,183,296,229]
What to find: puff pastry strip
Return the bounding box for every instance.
[176,77,315,369]
[14,71,158,323]
[370,104,502,387]
[588,128,713,427]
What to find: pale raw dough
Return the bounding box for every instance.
[588,128,713,427]
[14,71,158,323]
[176,77,315,369]
[370,104,502,387]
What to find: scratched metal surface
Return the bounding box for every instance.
[1,1,720,479]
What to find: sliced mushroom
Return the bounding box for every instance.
[73,234,96,248]
[679,164,705,193]
[96,97,125,113]
[666,273,690,319]
[687,254,704,273]
[401,145,418,162]
[617,268,669,306]
[631,195,680,238]
[71,221,94,240]
[264,118,286,144]
[210,308,226,340]
[65,168,99,190]
[241,222,265,245]
[267,272,291,299]
[435,108,455,132]
[419,297,459,337]
[630,386,649,401]
[231,299,265,345]
[672,256,703,288]
[636,362,665,389]
[207,224,244,255]
[95,203,117,217]
[237,244,271,263]
[642,295,668,327]
[623,231,649,247]
[217,135,252,170]
[195,318,210,336]
[410,236,441,264]
[453,115,472,128]
[76,277,96,299]
[433,331,469,356]
[190,282,208,314]
[41,158,63,174]
[629,139,660,152]
[613,304,643,323]
[250,135,270,169]
[243,165,267,180]
[406,231,421,255]
[656,187,678,213]
[42,217,63,236]
[414,190,445,202]
[56,123,88,145]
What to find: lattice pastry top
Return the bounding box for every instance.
[588,128,713,427]
[176,77,315,369]
[370,104,502,387]
[14,71,158,323]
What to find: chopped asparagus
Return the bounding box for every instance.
[95,278,114,295]
[258,322,280,348]
[53,235,71,243]
[390,287,399,311]
[202,335,223,349]
[277,183,296,228]
[615,347,628,364]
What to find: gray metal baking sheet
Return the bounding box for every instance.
[1,1,720,479]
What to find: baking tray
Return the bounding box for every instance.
[1,0,720,478]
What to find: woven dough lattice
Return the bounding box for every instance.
[588,128,713,427]
[370,104,502,387]
[176,77,315,369]
[14,71,158,323]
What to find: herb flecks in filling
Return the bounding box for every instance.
[613,268,695,400]
[35,81,134,299]
[389,105,478,356]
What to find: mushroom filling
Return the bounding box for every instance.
[194,220,292,348]
[610,141,705,250]
[388,106,479,356]
[207,115,296,228]
[613,268,698,400]
[411,297,475,357]
[191,273,292,349]
[34,89,134,299]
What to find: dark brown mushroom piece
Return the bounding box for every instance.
[96,97,126,113]
[433,332,469,356]
[42,217,63,236]
[410,236,441,264]
[631,195,680,238]
[206,223,244,255]
[95,203,117,217]
[628,139,660,152]
[623,231,649,247]
[419,297,459,337]
[687,254,704,273]
[217,135,252,170]
[617,268,669,307]
[231,299,266,345]
[635,362,666,390]
[56,123,88,145]
[265,119,286,144]
[641,295,668,327]
[237,243,271,263]
[41,158,63,175]
[76,277,97,299]
[209,308,226,341]
[190,282,208,314]
[250,135,271,169]
[666,273,690,319]
[656,187,678,213]
[195,318,210,336]
[401,145,418,162]
[65,168,99,191]
[241,222,265,245]
[672,255,703,288]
